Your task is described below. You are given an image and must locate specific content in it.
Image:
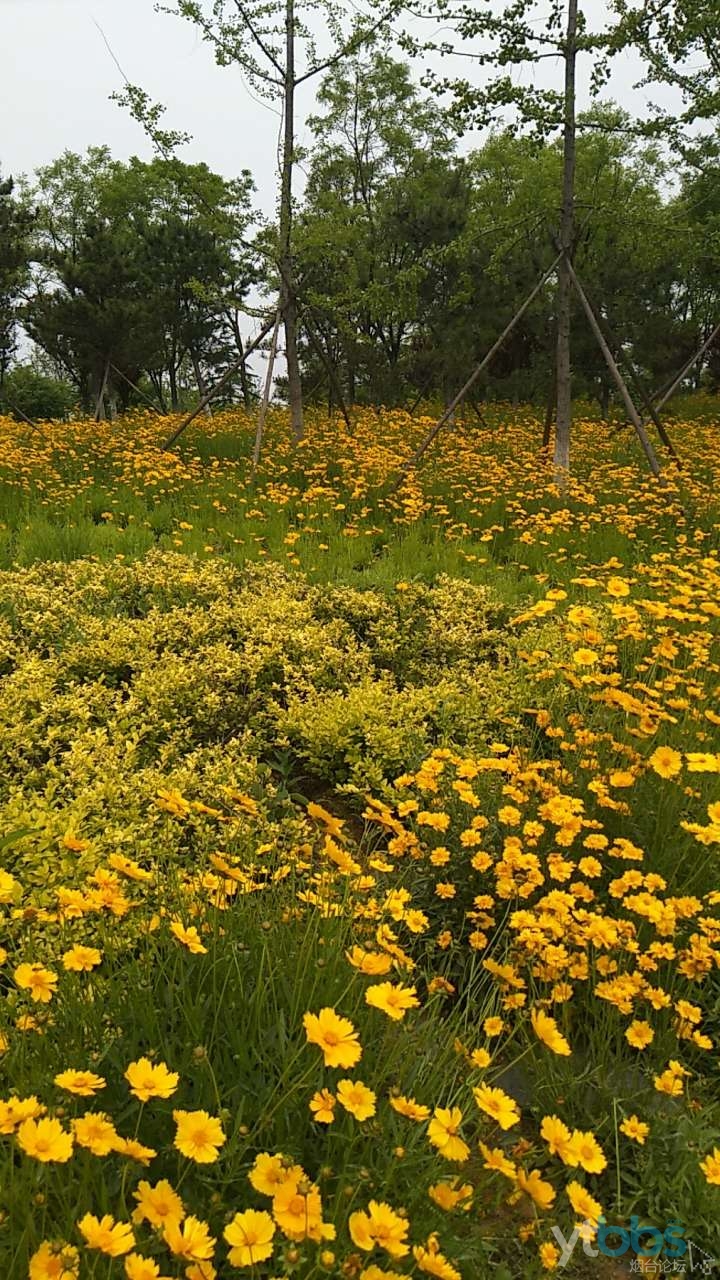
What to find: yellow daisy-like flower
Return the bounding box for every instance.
[29,1240,80,1280]
[14,963,58,1003]
[531,1009,571,1056]
[16,1116,73,1163]
[132,1179,185,1227]
[62,945,102,972]
[54,1069,106,1097]
[78,1214,135,1257]
[124,1058,179,1102]
[427,1107,470,1161]
[309,1088,336,1124]
[303,1007,362,1068]
[349,1201,410,1259]
[336,1078,377,1121]
[162,1215,216,1261]
[473,1084,521,1130]
[169,920,208,954]
[620,1115,649,1145]
[224,1209,275,1267]
[73,1111,119,1157]
[365,981,420,1021]
[172,1109,226,1163]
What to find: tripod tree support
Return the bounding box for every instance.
[565,258,661,479]
[391,251,563,489]
[252,308,282,475]
[162,314,277,451]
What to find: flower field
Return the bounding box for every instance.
[1,404,719,1278]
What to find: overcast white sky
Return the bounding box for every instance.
[1,0,682,219]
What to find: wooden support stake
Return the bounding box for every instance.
[565,259,662,479]
[110,364,163,415]
[252,309,282,475]
[391,251,563,489]
[654,319,720,412]
[162,314,276,450]
[303,311,352,430]
[95,359,110,422]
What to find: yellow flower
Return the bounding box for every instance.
[349,1201,410,1258]
[125,1057,179,1102]
[620,1115,649,1145]
[0,1096,44,1133]
[572,648,599,666]
[132,1179,185,1227]
[170,920,208,954]
[336,1078,377,1121]
[73,1111,119,1156]
[413,1235,461,1280]
[539,1241,560,1271]
[569,1131,607,1175]
[700,1148,720,1185]
[29,1241,80,1280]
[565,1181,602,1226]
[390,1094,430,1122]
[483,1017,505,1037]
[163,1215,216,1261]
[14,963,58,1003]
[78,1214,135,1257]
[531,1009,571,1056]
[605,577,630,597]
[54,1069,106,1097]
[428,1180,473,1211]
[473,1084,521,1130]
[272,1177,328,1241]
[248,1152,304,1196]
[625,1020,654,1049]
[114,1136,157,1164]
[124,1256,173,1280]
[309,1088,336,1124]
[16,1116,73,1163]
[427,1107,470,1161]
[173,1110,227,1163]
[365,981,420,1021]
[516,1168,556,1210]
[479,1141,517,1180]
[62,945,102,972]
[346,946,393,975]
[648,746,683,778]
[224,1209,275,1266]
[303,1007,362,1068]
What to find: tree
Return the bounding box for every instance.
[296,50,467,406]
[160,0,400,438]
[0,174,33,386]
[24,150,257,414]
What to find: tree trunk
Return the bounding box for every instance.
[191,351,213,418]
[279,0,304,440]
[554,0,578,484]
[252,309,281,473]
[168,364,180,413]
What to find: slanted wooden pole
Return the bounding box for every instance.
[654,320,720,412]
[252,309,282,475]
[565,258,661,479]
[95,359,110,422]
[390,251,563,490]
[303,310,352,429]
[162,314,276,450]
[110,364,163,415]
